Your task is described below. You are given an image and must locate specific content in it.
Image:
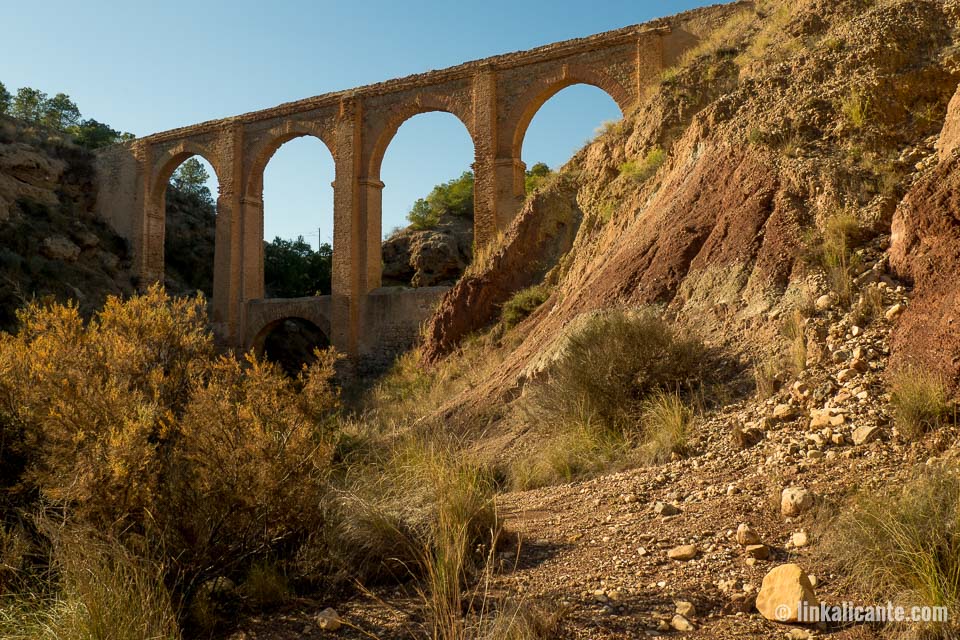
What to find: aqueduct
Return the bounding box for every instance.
[93,7,732,369]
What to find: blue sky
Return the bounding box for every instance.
[2,0,713,248]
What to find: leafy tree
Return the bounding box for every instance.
[264,237,333,298]
[68,118,133,149]
[407,198,439,230]
[406,170,474,230]
[525,162,552,194]
[0,82,10,114]
[43,92,81,130]
[171,158,213,205]
[11,87,47,123]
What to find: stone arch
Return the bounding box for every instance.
[243,123,337,199]
[151,142,223,207]
[251,315,331,376]
[250,315,331,354]
[366,96,476,181]
[508,64,632,159]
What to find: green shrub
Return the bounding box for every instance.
[890,368,951,440]
[619,146,666,183]
[408,171,475,230]
[806,209,861,306]
[840,88,870,129]
[827,467,960,639]
[524,162,553,195]
[501,285,551,329]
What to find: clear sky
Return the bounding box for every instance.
[1,0,713,248]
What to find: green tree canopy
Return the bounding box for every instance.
[264,237,333,298]
[11,87,47,123]
[43,93,81,130]
[404,164,551,231]
[524,161,553,194]
[0,82,10,115]
[406,170,474,230]
[171,158,214,205]
[68,118,134,149]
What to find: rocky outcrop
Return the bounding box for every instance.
[0,118,134,331]
[421,177,583,361]
[418,0,960,418]
[382,215,473,288]
[889,106,960,390]
[0,141,65,221]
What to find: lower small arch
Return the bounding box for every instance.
[252,317,330,376]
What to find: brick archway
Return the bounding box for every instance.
[506,65,632,161]
[244,125,337,199]
[366,97,477,182]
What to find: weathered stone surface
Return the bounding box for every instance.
[654,501,681,517]
[668,544,699,561]
[756,564,818,623]
[736,523,761,546]
[41,235,81,262]
[316,607,341,631]
[745,544,770,560]
[852,424,881,446]
[781,487,814,517]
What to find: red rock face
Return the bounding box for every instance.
[889,151,960,392]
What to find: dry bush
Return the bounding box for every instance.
[840,88,871,130]
[753,356,782,399]
[852,284,885,326]
[889,369,951,441]
[510,409,629,490]
[326,435,498,587]
[366,339,493,433]
[782,309,808,375]
[478,600,566,640]
[515,310,705,488]
[0,286,342,623]
[805,209,861,306]
[826,467,960,639]
[527,308,705,433]
[240,560,290,608]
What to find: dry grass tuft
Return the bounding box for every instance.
[826,467,960,639]
[889,369,952,441]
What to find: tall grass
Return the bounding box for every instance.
[827,467,960,639]
[0,528,181,640]
[889,369,951,441]
[639,392,694,464]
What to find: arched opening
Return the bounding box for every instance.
[376,111,475,288]
[162,154,219,298]
[517,83,624,177]
[254,317,330,377]
[260,135,336,299]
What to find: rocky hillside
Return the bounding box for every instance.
[425,0,960,399]
[0,117,134,331]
